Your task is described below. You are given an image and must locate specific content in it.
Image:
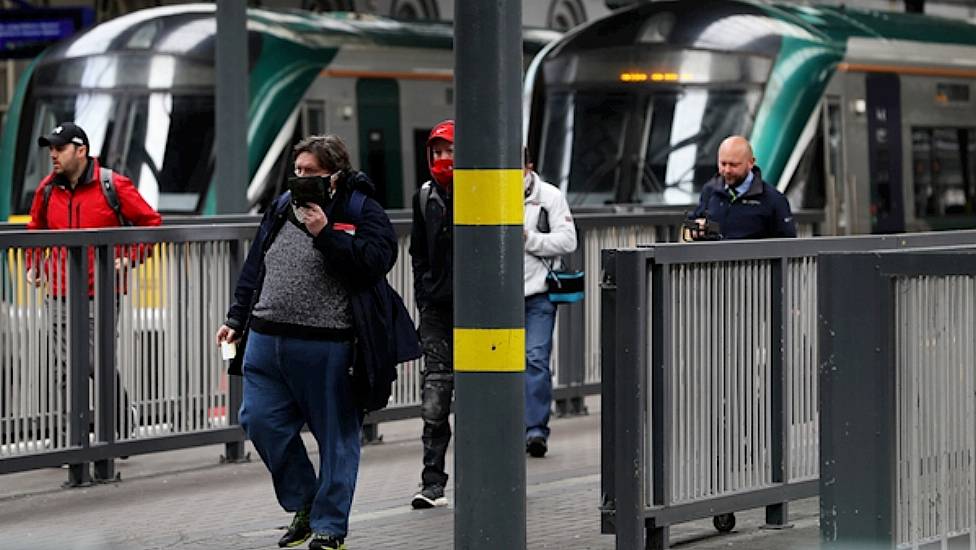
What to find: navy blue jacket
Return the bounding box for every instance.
[689,167,797,240]
[225,171,420,411]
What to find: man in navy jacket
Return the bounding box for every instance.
[685,136,797,241]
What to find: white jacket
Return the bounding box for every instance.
[524,171,577,297]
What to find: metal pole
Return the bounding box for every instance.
[616,251,648,549]
[765,258,790,527]
[67,246,92,486]
[818,253,896,550]
[223,239,246,462]
[599,250,617,535]
[454,0,525,548]
[557,245,586,416]
[93,245,117,481]
[215,0,249,214]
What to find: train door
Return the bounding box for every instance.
[865,73,906,233]
[356,78,403,209]
[823,96,848,235]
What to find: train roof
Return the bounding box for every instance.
[39,3,561,64]
[548,0,976,59]
[776,4,976,47]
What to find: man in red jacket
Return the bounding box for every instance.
[26,122,162,290]
[26,122,161,443]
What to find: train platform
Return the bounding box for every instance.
[0,398,820,550]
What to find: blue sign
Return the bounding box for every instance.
[0,8,94,59]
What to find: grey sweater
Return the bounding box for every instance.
[251,220,352,334]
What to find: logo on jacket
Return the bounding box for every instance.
[333,223,357,235]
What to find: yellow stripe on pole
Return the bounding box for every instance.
[454,327,525,372]
[453,169,523,226]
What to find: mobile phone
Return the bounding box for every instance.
[287,176,328,207]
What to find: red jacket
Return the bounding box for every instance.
[26,158,162,296]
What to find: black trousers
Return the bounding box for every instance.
[418,304,453,488]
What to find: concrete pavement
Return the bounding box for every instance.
[0,399,820,549]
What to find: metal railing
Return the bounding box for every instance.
[601,231,976,550]
[0,225,252,483]
[820,251,976,550]
[7,207,815,480]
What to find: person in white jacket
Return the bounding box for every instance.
[522,153,577,458]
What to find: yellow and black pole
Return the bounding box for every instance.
[453,0,526,548]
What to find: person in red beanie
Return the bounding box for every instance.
[408,119,455,509]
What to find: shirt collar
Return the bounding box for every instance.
[731,170,753,198]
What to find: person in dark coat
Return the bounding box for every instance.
[409,119,455,509]
[215,135,397,550]
[685,136,797,241]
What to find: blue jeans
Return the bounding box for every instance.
[239,330,361,537]
[525,293,556,441]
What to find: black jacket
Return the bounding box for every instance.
[689,167,797,240]
[224,171,420,411]
[409,181,453,307]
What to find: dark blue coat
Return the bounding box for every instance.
[225,171,421,412]
[689,167,797,240]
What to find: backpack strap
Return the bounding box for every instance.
[419,182,432,222]
[346,189,367,224]
[40,182,55,228]
[418,181,445,223]
[99,168,129,226]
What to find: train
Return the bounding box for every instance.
[523,0,976,234]
[4,1,976,236]
[0,4,559,221]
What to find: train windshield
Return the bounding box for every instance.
[535,48,770,206]
[15,54,214,214]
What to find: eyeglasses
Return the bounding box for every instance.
[294,167,330,177]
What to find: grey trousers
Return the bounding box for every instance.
[48,298,131,439]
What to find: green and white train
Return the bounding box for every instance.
[524,0,976,234]
[4,1,976,236]
[0,4,558,221]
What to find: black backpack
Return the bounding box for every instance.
[41,167,129,227]
[342,190,422,412]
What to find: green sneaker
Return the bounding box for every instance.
[309,533,346,550]
[277,508,311,548]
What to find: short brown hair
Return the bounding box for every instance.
[293,135,352,174]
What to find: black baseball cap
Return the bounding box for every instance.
[38,122,89,149]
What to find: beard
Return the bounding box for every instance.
[723,172,747,186]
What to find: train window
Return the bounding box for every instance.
[413,128,433,189]
[935,83,970,105]
[912,127,976,226]
[642,88,759,204]
[304,101,325,136]
[34,54,213,89]
[17,93,120,212]
[538,87,760,206]
[539,91,628,203]
[120,94,215,212]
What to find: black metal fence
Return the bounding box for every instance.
[600,231,976,550]
[820,250,976,550]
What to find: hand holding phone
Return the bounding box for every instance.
[287,176,329,207]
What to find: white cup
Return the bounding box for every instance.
[221,341,237,360]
